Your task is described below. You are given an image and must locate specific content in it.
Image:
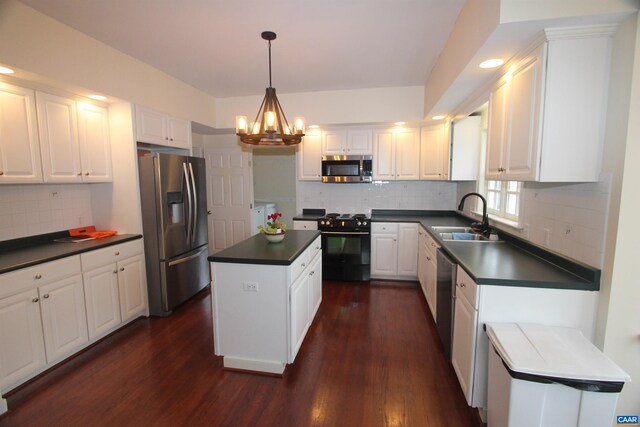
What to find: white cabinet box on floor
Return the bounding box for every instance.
[486,323,630,427]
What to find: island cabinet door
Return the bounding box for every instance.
[290,273,310,362]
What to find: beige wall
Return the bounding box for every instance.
[0,0,216,127]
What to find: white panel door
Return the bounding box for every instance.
[167,116,191,149]
[297,132,322,181]
[289,272,310,362]
[451,291,478,405]
[486,79,509,179]
[135,105,166,145]
[321,129,347,155]
[78,103,112,182]
[0,83,42,183]
[0,289,46,391]
[420,125,444,180]
[397,223,419,277]
[83,264,121,340]
[370,233,398,277]
[38,275,89,364]
[205,149,253,253]
[346,129,372,154]
[36,92,82,183]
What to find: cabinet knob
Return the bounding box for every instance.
[0,171,4,176]
[85,172,90,176]
[113,270,118,274]
[120,267,125,271]
[315,246,320,250]
[115,251,120,256]
[310,271,314,276]
[35,274,42,280]
[426,256,431,261]
[207,210,212,215]
[32,297,39,303]
[460,282,466,288]
[43,294,50,299]
[393,238,397,242]
[165,137,169,140]
[301,263,306,268]
[170,138,174,141]
[77,172,82,176]
[431,243,436,247]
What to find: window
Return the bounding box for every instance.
[485,180,522,222]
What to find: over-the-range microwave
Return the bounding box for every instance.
[321,155,373,183]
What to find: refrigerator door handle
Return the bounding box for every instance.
[183,162,192,243]
[167,246,207,267]
[188,162,198,246]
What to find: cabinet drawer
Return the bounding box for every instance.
[0,256,81,299]
[424,231,439,256]
[290,249,311,284]
[81,239,143,271]
[371,222,398,234]
[308,236,322,260]
[456,266,479,309]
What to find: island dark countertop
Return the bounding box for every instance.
[0,234,143,275]
[371,209,599,291]
[208,230,321,266]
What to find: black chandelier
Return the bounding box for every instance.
[236,31,305,145]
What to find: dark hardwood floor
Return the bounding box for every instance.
[1,280,478,427]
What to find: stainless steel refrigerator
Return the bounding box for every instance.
[138,152,210,316]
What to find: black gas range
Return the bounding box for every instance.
[317,213,370,282]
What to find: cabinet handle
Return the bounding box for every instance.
[120,267,125,271]
[43,294,50,299]
[32,297,39,303]
[35,274,42,280]
[115,251,120,256]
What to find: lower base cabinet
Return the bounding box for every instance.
[0,238,147,392]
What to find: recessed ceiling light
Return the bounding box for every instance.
[87,94,107,101]
[0,66,15,74]
[432,115,445,120]
[394,121,406,126]
[307,125,319,129]
[479,58,504,69]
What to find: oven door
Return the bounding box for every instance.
[321,231,371,281]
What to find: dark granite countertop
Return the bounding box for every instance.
[292,208,326,221]
[0,233,143,275]
[371,209,599,291]
[208,230,321,266]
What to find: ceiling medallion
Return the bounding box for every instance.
[236,31,305,146]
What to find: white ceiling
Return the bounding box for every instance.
[19,0,465,98]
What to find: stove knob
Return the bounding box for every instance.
[357,221,362,226]
[362,221,368,226]
[320,220,325,225]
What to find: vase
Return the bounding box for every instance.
[264,231,285,243]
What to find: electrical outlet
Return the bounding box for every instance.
[243,282,258,292]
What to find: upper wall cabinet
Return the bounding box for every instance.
[450,116,482,181]
[373,127,420,180]
[135,105,191,149]
[420,124,449,180]
[37,92,112,183]
[322,128,372,156]
[0,83,42,183]
[297,132,322,181]
[486,26,615,182]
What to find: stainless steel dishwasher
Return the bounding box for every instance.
[436,248,457,361]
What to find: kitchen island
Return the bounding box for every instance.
[208,230,321,375]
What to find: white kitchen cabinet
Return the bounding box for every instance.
[36,92,81,182]
[486,27,614,182]
[371,222,418,279]
[322,128,372,155]
[83,264,121,340]
[38,274,89,365]
[135,105,192,149]
[290,265,310,360]
[420,124,449,180]
[418,226,439,319]
[37,93,112,183]
[211,235,322,374]
[373,128,420,180]
[297,132,322,181]
[450,116,482,181]
[0,289,47,391]
[77,102,112,182]
[81,239,148,329]
[450,265,599,410]
[451,269,478,405]
[0,83,42,183]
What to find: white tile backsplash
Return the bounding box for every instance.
[298,180,458,215]
[457,175,611,268]
[0,184,94,241]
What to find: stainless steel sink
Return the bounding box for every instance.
[430,226,475,233]
[438,232,489,241]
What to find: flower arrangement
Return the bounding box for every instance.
[258,212,287,234]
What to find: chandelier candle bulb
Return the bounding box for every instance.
[236,115,248,135]
[294,117,305,135]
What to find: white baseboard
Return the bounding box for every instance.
[223,356,286,375]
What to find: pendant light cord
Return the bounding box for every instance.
[268,39,272,88]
